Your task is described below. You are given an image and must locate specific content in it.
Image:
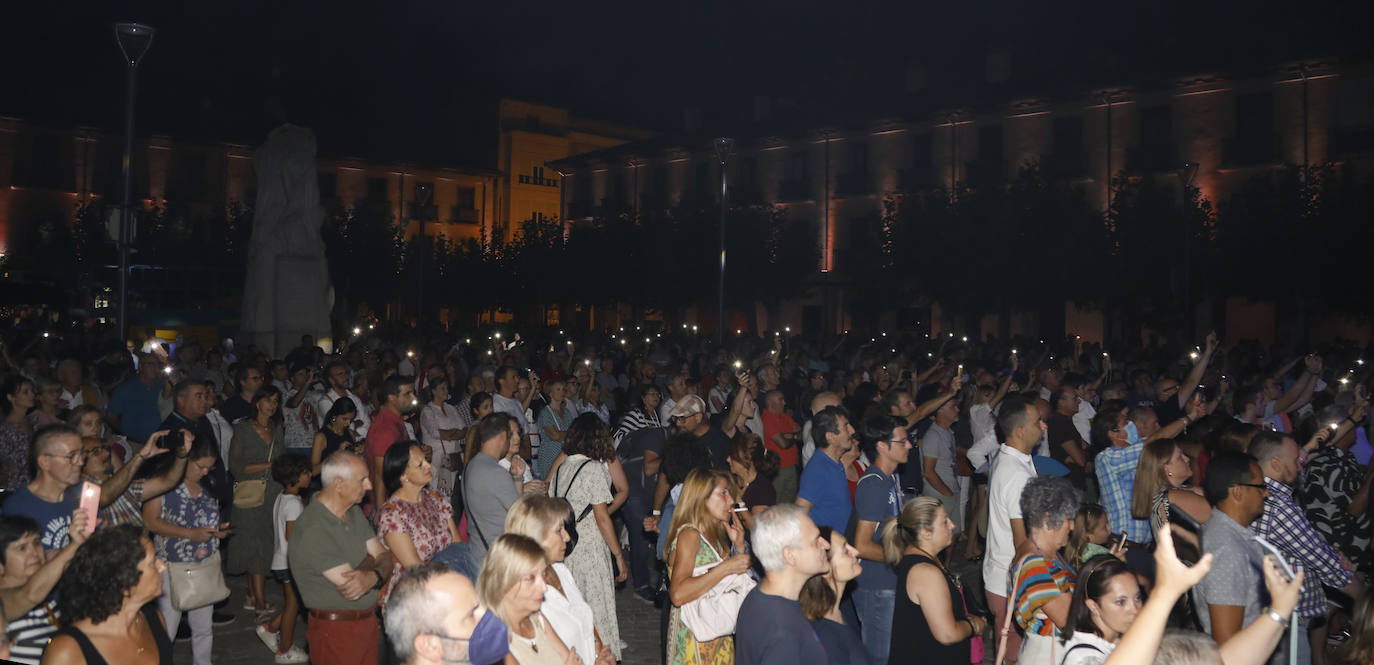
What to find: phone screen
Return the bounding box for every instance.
[79,481,100,535]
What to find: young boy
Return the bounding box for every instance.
[256,455,312,663]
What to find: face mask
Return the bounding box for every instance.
[443,610,510,665]
[1125,421,1142,445]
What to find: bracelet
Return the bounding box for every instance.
[372,570,386,590]
[1261,607,1289,629]
[965,618,977,636]
[651,509,662,516]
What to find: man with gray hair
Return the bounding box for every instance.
[735,504,831,665]
[289,451,395,665]
[384,562,509,665]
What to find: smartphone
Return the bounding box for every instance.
[1253,535,1296,581]
[79,481,100,535]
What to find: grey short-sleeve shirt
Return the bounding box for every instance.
[1193,510,1266,634]
[463,452,519,562]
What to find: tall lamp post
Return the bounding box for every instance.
[713,138,734,344]
[114,22,154,344]
[414,182,433,317]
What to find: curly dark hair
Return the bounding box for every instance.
[56,524,149,624]
[563,413,615,461]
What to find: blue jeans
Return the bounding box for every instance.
[1267,615,1310,665]
[853,586,895,665]
[621,493,652,589]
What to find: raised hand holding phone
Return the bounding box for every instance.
[78,481,100,536]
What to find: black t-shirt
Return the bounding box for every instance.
[742,476,777,510]
[694,425,733,470]
[811,618,872,665]
[736,588,828,665]
[1154,397,1183,427]
[1046,414,1083,467]
[620,426,666,497]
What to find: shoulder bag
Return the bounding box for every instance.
[679,529,756,642]
[167,550,231,611]
[551,460,596,556]
[233,428,276,508]
[993,553,1036,665]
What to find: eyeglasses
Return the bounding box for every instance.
[43,450,88,464]
[1234,482,1268,491]
[84,445,112,455]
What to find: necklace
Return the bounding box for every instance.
[514,614,541,653]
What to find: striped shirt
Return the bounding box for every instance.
[1011,553,1077,637]
[5,596,58,665]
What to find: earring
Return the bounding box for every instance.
[1167,472,1173,477]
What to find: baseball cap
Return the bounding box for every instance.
[669,395,706,419]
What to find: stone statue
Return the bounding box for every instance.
[240,124,334,356]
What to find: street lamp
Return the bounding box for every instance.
[414,182,433,316]
[713,137,734,344]
[114,22,154,344]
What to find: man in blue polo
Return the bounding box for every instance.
[796,405,854,533]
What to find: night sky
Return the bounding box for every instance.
[2,0,1366,166]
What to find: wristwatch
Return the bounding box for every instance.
[372,570,386,591]
[1261,607,1289,629]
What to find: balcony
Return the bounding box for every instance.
[1331,127,1374,157]
[517,173,560,187]
[897,166,933,192]
[1125,146,1177,174]
[1048,155,1086,179]
[834,171,872,197]
[1222,132,1278,168]
[777,179,811,202]
[449,206,480,224]
[963,160,1002,185]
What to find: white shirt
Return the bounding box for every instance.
[801,419,816,466]
[1060,631,1115,665]
[1073,400,1096,445]
[983,444,1038,597]
[206,408,235,465]
[708,386,730,415]
[659,398,678,425]
[967,429,1000,473]
[271,493,304,571]
[969,403,994,444]
[541,562,598,665]
[317,388,371,438]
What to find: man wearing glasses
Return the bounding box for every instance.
[3,424,181,551]
[1193,452,1273,649]
[81,426,193,527]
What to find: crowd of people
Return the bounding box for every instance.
[0,320,1372,665]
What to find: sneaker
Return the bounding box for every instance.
[255,624,280,653]
[211,611,236,626]
[633,585,656,604]
[275,646,310,664]
[175,622,192,642]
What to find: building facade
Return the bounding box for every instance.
[549,60,1374,339]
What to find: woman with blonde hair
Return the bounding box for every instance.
[1339,590,1374,665]
[1131,438,1210,552]
[477,534,575,665]
[882,495,987,665]
[504,495,615,665]
[664,468,751,665]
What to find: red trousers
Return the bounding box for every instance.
[306,613,379,665]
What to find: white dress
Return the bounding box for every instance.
[542,562,599,665]
[552,454,620,659]
[420,402,461,494]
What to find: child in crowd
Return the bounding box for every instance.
[256,454,313,664]
[1067,503,1115,566]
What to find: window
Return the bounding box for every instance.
[318,171,337,198]
[977,126,1002,164]
[849,142,868,172]
[367,177,389,201]
[1053,117,1083,159]
[790,151,809,181]
[456,186,476,210]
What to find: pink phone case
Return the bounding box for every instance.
[79,481,100,535]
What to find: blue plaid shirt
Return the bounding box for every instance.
[1252,476,1354,619]
[1095,442,1152,543]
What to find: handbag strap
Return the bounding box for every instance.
[462,474,489,550]
[993,553,1036,665]
[553,460,596,522]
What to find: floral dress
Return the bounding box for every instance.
[377,488,454,606]
[552,455,621,660]
[665,525,735,665]
[155,483,221,564]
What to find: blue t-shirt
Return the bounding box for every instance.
[853,467,901,591]
[3,484,81,551]
[798,451,851,533]
[107,376,165,444]
[736,587,828,665]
